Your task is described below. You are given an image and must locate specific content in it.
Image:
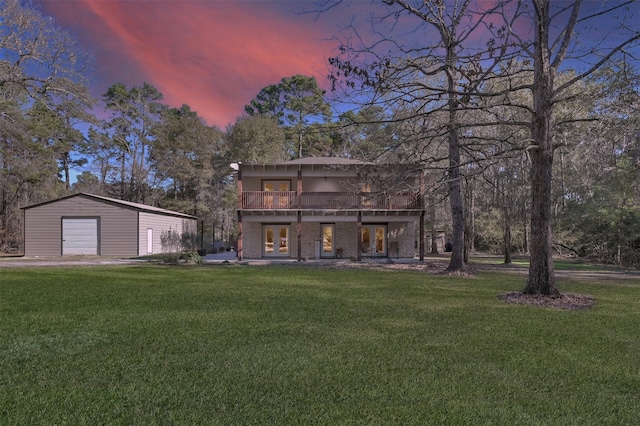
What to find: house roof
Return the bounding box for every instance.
[237,157,423,175]
[281,157,370,166]
[236,157,372,169]
[22,193,197,219]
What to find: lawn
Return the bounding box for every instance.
[463,255,632,272]
[1,264,639,425]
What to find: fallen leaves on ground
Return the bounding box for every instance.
[499,292,595,310]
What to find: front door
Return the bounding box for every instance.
[361,225,386,257]
[263,225,290,257]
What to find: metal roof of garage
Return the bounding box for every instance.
[21,193,197,219]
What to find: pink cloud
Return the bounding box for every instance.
[39,0,337,128]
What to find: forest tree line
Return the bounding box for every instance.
[1,0,639,270]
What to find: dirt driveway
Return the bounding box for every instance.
[0,255,146,267]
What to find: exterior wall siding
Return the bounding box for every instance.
[388,222,417,258]
[243,222,264,258]
[299,177,346,192]
[24,196,138,256]
[242,176,347,192]
[138,213,198,255]
[299,223,318,259]
[334,222,359,259]
[240,219,417,260]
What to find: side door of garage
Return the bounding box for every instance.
[62,217,99,255]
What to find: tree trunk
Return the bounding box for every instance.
[0,186,6,252]
[447,125,465,272]
[469,182,475,253]
[62,152,71,190]
[445,43,465,272]
[523,0,558,295]
[559,149,566,211]
[503,208,512,264]
[522,199,529,254]
[464,179,475,262]
[130,145,138,202]
[429,196,438,253]
[525,146,557,294]
[120,149,126,200]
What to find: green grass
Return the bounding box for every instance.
[1,265,639,424]
[467,255,631,272]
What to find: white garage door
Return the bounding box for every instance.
[62,218,98,255]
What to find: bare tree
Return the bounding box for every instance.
[522,0,640,294]
[0,0,93,252]
[323,0,638,287]
[0,0,92,104]
[326,0,520,272]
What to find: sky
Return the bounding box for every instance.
[34,0,640,131]
[36,0,366,129]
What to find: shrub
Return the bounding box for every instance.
[160,230,201,262]
[160,230,182,253]
[179,251,203,264]
[181,232,199,252]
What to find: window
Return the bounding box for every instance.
[263,180,290,191]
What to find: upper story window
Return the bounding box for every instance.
[263,180,290,191]
[361,182,384,193]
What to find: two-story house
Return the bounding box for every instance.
[234,157,427,261]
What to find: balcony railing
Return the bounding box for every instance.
[241,191,422,210]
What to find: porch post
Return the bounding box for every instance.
[357,211,362,261]
[420,210,425,261]
[236,168,243,261]
[237,211,243,261]
[297,211,302,261]
[419,167,426,209]
[297,166,302,261]
[419,168,426,261]
[237,168,243,207]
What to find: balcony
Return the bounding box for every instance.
[240,191,422,210]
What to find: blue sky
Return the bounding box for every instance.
[36,0,640,130]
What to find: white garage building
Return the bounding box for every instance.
[22,193,197,257]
